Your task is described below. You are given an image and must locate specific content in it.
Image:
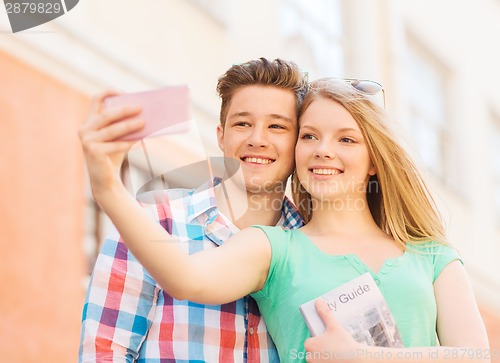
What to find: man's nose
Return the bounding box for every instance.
[247,126,269,148]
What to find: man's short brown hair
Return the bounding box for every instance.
[216,58,308,128]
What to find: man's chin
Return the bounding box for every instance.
[244,179,288,194]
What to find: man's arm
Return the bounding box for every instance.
[80,90,269,314]
[79,232,159,363]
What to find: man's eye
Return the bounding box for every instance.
[234,122,250,127]
[269,124,286,129]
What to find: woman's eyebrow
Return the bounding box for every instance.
[337,127,362,134]
[299,124,317,132]
[299,125,361,134]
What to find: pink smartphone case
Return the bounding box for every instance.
[104,85,190,141]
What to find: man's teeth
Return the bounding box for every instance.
[312,168,341,175]
[244,157,273,164]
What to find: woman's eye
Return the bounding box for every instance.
[301,134,316,140]
[340,137,355,143]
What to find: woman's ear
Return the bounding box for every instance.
[368,164,377,176]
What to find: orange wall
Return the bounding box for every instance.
[0,51,90,362]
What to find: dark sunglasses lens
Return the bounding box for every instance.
[351,80,382,94]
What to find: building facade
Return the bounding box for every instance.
[1,0,499,361]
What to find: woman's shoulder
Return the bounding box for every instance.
[406,241,462,274]
[251,225,306,236]
[251,225,293,237]
[406,240,459,255]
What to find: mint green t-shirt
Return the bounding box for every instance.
[250,226,461,363]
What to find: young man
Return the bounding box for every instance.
[79,58,308,362]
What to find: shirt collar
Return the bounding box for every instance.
[186,177,220,224]
[185,178,305,228]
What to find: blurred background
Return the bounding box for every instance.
[1,0,499,362]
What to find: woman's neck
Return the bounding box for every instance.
[302,197,383,238]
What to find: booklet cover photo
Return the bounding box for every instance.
[299,272,404,347]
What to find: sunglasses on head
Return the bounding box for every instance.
[314,77,386,108]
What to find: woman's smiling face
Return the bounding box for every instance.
[295,97,376,201]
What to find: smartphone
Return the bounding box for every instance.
[104,85,191,141]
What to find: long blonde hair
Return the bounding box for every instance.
[292,79,447,246]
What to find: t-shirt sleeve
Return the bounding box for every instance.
[250,225,290,300]
[431,243,463,282]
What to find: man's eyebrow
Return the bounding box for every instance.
[269,113,295,123]
[227,112,295,123]
[227,111,251,119]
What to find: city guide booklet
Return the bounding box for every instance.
[299,272,404,347]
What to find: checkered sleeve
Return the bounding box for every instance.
[79,199,165,363]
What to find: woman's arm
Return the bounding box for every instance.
[304,261,491,363]
[80,93,270,305]
[432,259,490,353]
[97,183,271,304]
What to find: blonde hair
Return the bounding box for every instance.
[291,79,447,247]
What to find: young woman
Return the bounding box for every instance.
[84,78,490,362]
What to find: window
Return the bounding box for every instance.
[403,43,450,182]
[82,157,151,276]
[280,0,344,77]
[491,114,500,221]
[83,132,207,274]
[187,0,229,25]
[82,193,101,276]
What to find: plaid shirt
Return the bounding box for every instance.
[79,179,304,363]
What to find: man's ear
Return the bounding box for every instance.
[216,124,225,152]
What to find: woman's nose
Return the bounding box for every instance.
[314,142,336,159]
